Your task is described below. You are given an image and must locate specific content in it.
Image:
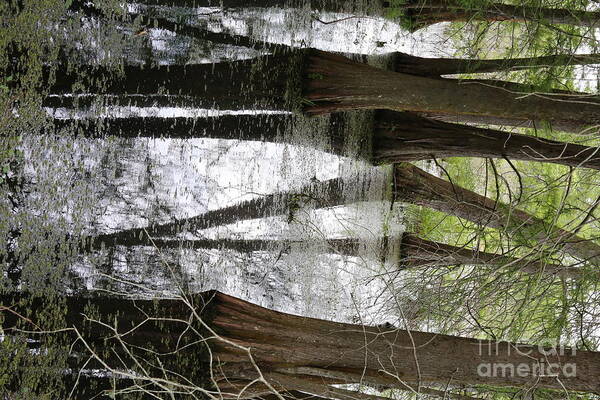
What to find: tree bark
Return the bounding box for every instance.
[394,163,600,266]
[401,0,600,32]
[52,113,349,154]
[6,292,596,393]
[79,160,590,275]
[392,52,600,77]
[208,292,600,393]
[305,50,600,134]
[82,0,600,82]
[372,110,600,170]
[400,233,577,277]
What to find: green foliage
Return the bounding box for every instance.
[0,295,70,398]
[405,142,600,344]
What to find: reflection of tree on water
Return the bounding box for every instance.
[5,0,600,397]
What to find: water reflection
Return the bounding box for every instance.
[9,0,450,322]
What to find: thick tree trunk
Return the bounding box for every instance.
[6,292,596,393]
[372,111,600,170]
[208,292,600,393]
[305,50,600,134]
[392,52,600,77]
[401,0,600,31]
[395,163,600,265]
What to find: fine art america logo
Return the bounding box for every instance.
[476,339,577,378]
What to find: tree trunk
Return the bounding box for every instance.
[305,50,600,134]
[48,49,600,134]
[401,0,600,32]
[400,232,577,277]
[207,292,600,393]
[395,163,600,266]
[87,0,600,82]
[128,12,283,53]
[80,160,591,275]
[372,110,600,170]
[392,52,600,77]
[87,231,571,276]
[7,292,595,393]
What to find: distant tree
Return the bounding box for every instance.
[399,232,573,277]
[131,0,371,12]
[67,0,283,53]
[134,237,363,257]
[81,177,348,250]
[75,0,600,81]
[397,0,600,32]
